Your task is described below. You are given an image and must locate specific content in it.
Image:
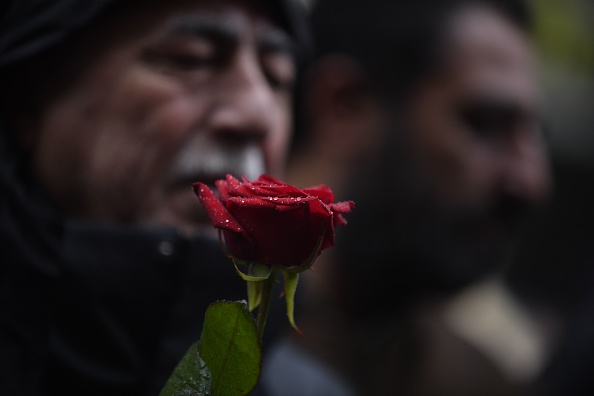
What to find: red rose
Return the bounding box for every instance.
[193,174,354,269]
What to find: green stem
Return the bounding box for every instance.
[256,268,277,341]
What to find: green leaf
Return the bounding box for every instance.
[160,342,212,396]
[199,301,261,396]
[282,271,302,336]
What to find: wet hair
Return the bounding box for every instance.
[310,0,531,101]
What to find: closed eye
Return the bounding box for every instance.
[142,37,221,72]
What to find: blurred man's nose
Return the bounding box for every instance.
[500,131,551,204]
[206,49,278,146]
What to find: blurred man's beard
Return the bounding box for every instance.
[335,161,531,309]
[377,167,531,293]
[402,204,517,293]
[414,184,539,290]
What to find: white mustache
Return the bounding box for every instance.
[169,140,266,185]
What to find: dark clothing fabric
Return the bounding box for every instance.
[537,269,594,396]
[0,130,248,394]
[42,222,247,396]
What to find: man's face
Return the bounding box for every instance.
[30,0,295,234]
[386,6,551,286]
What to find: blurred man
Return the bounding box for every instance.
[263,0,551,395]
[0,0,309,394]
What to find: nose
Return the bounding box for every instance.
[206,50,280,148]
[499,131,551,204]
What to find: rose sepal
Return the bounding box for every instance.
[275,225,326,335]
[232,259,274,282]
[230,261,272,312]
[282,270,302,336]
[247,280,264,312]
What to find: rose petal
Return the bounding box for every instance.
[193,182,243,233]
[330,201,355,227]
[303,184,335,205]
[254,174,285,185]
[227,196,277,209]
[215,179,231,201]
[226,200,320,267]
[198,174,353,270]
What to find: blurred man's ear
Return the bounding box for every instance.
[304,55,382,162]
